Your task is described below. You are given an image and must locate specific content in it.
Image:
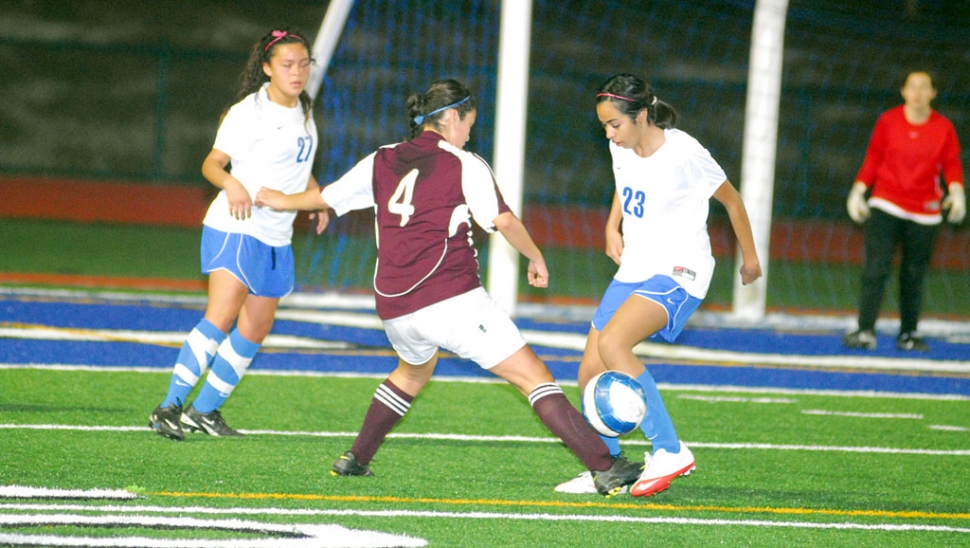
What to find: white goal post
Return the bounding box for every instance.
[733,0,789,321]
[306,0,787,321]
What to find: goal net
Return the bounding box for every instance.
[294,0,970,323]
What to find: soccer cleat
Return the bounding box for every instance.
[843,329,877,350]
[590,453,645,497]
[554,471,598,494]
[630,442,695,497]
[148,403,185,441]
[331,451,375,477]
[179,404,244,437]
[896,332,929,352]
[556,453,643,495]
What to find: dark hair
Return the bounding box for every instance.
[901,69,936,89]
[596,73,678,129]
[236,27,313,123]
[407,79,477,138]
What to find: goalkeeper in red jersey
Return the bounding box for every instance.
[843,71,965,352]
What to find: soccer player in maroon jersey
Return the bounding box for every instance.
[843,71,966,352]
[255,79,641,495]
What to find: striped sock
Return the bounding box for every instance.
[350,380,413,465]
[529,382,613,471]
[192,329,260,413]
[162,319,226,408]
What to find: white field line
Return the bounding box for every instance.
[929,424,970,432]
[0,513,426,547]
[9,286,970,338]
[677,395,798,403]
[1,423,968,456]
[0,326,350,350]
[0,486,136,500]
[1,503,968,536]
[2,362,970,401]
[801,410,923,419]
[4,287,970,374]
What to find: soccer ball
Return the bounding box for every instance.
[581,371,647,437]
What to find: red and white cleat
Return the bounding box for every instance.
[630,441,695,497]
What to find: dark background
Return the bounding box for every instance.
[4,0,970,217]
[1,0,969,315]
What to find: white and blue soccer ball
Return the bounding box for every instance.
[581,371,647,437]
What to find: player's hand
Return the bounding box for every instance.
[605,229,624,266]
[225,179,253,220]
[254,187,284,209]
[310,210,330,234]
[846,181,869,224]
[740,261,762,285]
[527,257,549,288]
[942,183,966,224]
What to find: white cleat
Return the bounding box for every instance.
[630,441,695,497]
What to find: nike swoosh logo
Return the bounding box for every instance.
[175,380,191,387]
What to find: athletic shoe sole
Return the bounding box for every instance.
[630,462,695,497]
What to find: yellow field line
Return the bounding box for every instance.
[152,491,970,521]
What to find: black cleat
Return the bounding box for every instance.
[331,451,375,477]
[843,329,877,350]
[149,403,185,441]
[896,332,929,352]
[180,404,244,437]
[591,452,645,497]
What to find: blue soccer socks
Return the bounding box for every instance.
[599,433,622,458]
[636,369,681,454]
[162,318,226,408]
[192,328,260,413]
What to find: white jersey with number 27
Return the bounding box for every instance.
[610,128,726,298]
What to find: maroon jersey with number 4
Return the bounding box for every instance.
[321,131,511,319]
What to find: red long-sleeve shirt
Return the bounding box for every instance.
[856,105,963,223]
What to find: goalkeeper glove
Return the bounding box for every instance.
[942,183,966,224]
[846,181,870,224]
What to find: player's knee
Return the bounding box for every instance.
[596,330,627,366]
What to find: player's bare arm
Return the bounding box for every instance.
[304,175,330,234]
[202,148,252,220]
[605,191,624,265]
[712,180,762,285]
[492,211,549,288]
[254,186,329,213]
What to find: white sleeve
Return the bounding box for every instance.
[690,144,728,198]
[211,102,253,159]
[461,152,505,233]
[320,153,377,216]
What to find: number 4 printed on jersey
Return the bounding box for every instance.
[388,169,419,226]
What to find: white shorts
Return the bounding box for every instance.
[382,287,526,369]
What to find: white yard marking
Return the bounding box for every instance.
[0,326,350,350]
[1,502,967,537]
[0,492,426,547]
[2,363,969,401]
[801,410,924,419]
[0,486,136,500]
[929,424,970,432]
[677,395,797,404]
[1,423,968,456]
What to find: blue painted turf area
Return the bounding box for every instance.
[1,293,968,396]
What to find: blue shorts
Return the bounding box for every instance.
[592,275,702,343]
[200,226,295,298]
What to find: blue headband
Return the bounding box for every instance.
[413,96,471,125]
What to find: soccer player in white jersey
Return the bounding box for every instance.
[148,28,325,441]
[555,73,762,497]
[256,79,641,496]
